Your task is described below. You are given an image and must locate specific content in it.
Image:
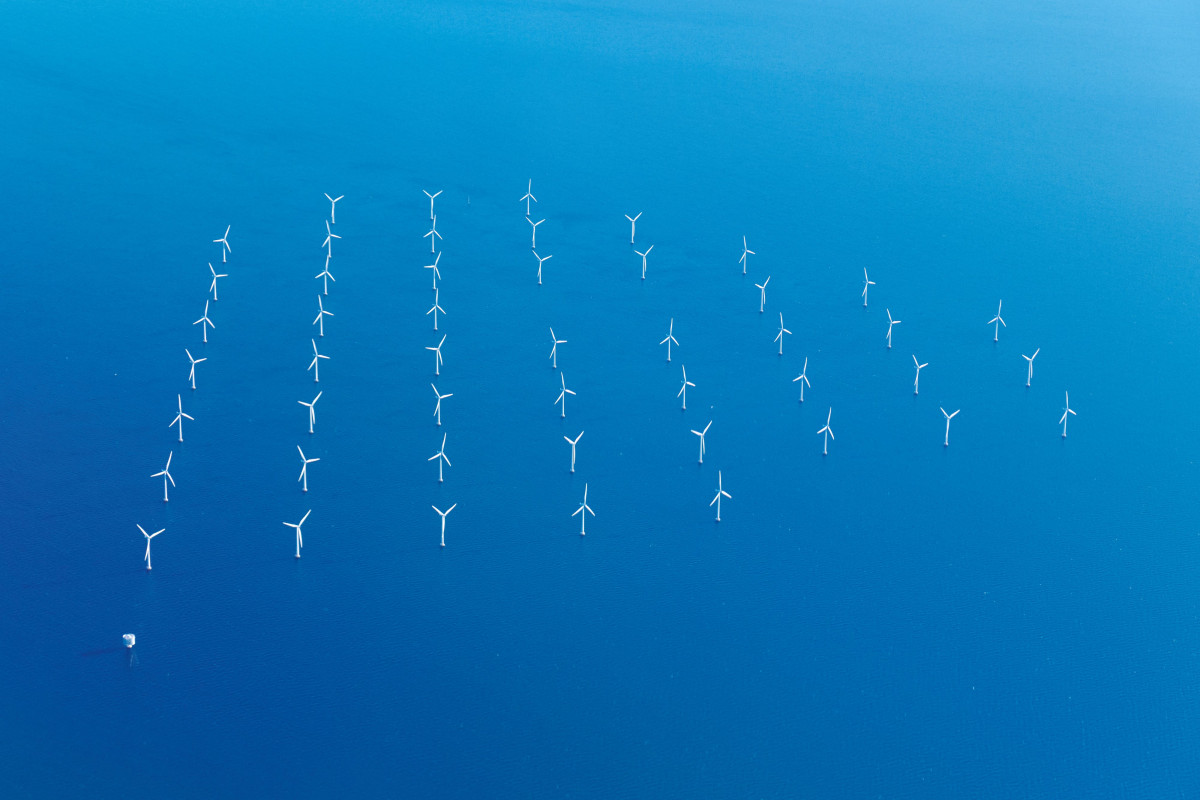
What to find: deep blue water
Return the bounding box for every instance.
[3,1,1199,796]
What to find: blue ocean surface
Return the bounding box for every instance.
[2,0,1198,796]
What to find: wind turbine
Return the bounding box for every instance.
[315,253,336,295]
[678,365,695,410]
[572,484,594,536]
[564,430,584,473]
[424,189,442,220]
[426,334,446,376]
[283,509,311,558]
[710,470,732,522]
[885,309,901,348]
[208,263,227,301]
[555,373,576,418]
[297,446,319,492]
[862,268,875,307]
[424,215,442,253]
[739,236,754,275]
[755,276,771,313]
[169,394,193,442]
[533,250,552,285]
[940,407,960,446]
[138,524,164,570]
[427,288,445,330]
[635,245,653,280]
[193,300,215,343]
[817,408,834,455]
[988,300,1006,342]
[775,312,791,355]
[213,225,231,263]
[549,327,566,369]
[151,451,174,502]
[691,420,712,464]
[526,216,544,249]
[659,318,679,362]
[1022,348,1040,387]
[519,180,536,216]
[432,383,452,426]
[912,355,928,395]
[793,357,811,402]
[313,295,334,337]
[308,339,330,382]
[424,252,442,291]
[322,219,341,257]
[433,503,457,547]
[185,348,206,390]
[429,433,451,482]
[1059,391,1076,437]
[324,193,343,223]
[298,391,322,434]
[625,212,641,244]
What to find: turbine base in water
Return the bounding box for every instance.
[123,634,135,649]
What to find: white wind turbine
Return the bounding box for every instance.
[308,339,330,382]
[659,318,679,362]
[526,216,544,249]
[424,251,442,291]
[297,446,319,492]
[519,180,536,216]
[572,484,594,536]
[861,268,875,307]
[433,503,457,547]
[424,215,442,253]
[533,250,552,285]
[564,430,584,473]
[885,309,901,348]
[185,348,206,390]
[315,253,336,295]
[678,365,695,410]
[151,451,174,502]
[322,219,341,257]
[635,245,653,280]
[138,524,164,570]
[427,288,446,330]
[817,408,834,455]
[213,225,231,263]
[169,394,193,442]
[739,236,754,275]
[775,312,791,355]
[912,355,928,395]
[429,433,451,482]
[793,357,811,402]
[208,263,227,301]
[755,276,771,313]
[940,407,960,446]
[193,300,215,343]
[313,295,334,337]
[283,509,311,558]
[426,334,446,376]
[424,189,442,220]
[555,373,576,418]
[324,193,344,223]
[432,383,452,426]
[1059,391,1076,437]
[691,420,712,464]
[988,300,1006,342]
[625,212,641,244]
[549,327,566,369]
[1022,348,1040,387]
[710,470,731,522]
[298,391,322,434]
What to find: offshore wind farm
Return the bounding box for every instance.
[2,1,1198,798]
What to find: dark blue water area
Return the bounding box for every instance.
[2,1,1199,797]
